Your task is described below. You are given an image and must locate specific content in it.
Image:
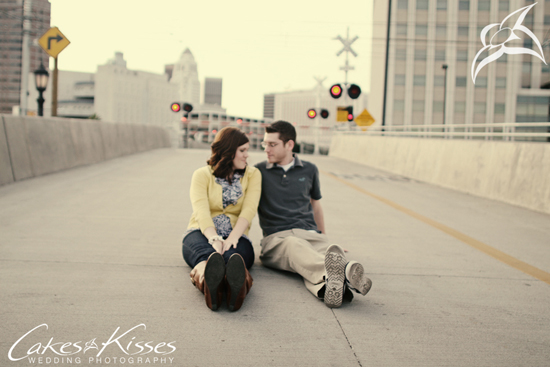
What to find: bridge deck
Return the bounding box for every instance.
[1,148,548,366]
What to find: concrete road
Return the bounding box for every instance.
[0,148,549,367]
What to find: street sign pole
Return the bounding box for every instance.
[52,57,58,116]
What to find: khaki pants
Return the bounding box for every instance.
[260,228,331,298]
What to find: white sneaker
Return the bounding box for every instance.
[324,245,347,308]
[345,261,372,296]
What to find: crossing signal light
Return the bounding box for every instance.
[347,84,361,99]
[347,106,354,121]
[183,103,193,113]
[320,109,329,119]
[330,84,343,99]
[171,102,181,112]
[307,109,317,119]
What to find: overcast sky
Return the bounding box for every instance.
[49,0,373,119]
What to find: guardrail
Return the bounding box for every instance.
[344,122,550,142]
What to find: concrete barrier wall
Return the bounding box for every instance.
[0,115,171,186]
[330,134,550,214]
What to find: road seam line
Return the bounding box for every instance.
[322,170,550,286]
[332,309,363,367]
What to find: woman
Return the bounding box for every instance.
[182,126,261,311]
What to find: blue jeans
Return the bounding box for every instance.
[182,230,255,270]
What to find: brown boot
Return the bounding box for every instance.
[225,254,253,312]
[203,252,225,311]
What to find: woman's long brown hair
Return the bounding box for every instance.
[207,127,249,183]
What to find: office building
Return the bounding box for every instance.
[204,77,222,106]
[0,0,50,114]
[370,0,550,128]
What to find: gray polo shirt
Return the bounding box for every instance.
[255,155,322,237]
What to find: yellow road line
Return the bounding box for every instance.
[322,170,550,285]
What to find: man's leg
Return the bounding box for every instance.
[260,229,329,299]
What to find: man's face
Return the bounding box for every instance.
[262,132,291,164]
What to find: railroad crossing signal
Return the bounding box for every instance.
[320,109,329,119]
[337,106,354,122]
[307,109,317,119]
[171,102,181,112]
[330,84,343,99]
[347,84,361,99]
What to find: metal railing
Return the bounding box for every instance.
[344,122,550,142]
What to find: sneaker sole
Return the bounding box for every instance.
[347,262,372,296]
[324,246,346,308]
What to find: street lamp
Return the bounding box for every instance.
[442,64,448,136]
[33,61,49,116]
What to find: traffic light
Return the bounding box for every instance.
[170,102,181,112]
[183,103,193,113]
[329,84,343,99]
[347,106,354,121]
[307,109,317,119]
[347,84,361,99]
[320,109,329,119]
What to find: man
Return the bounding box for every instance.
[255,120,372,308]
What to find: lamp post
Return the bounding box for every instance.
[33,61,49,116]
[442,64,448,137]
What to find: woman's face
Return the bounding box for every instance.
[232,142,250,170]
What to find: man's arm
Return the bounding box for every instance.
[311,198,326,234]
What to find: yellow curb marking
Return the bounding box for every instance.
[322,170,550,285]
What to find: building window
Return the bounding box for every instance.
[545,15,550,25]
[455,101,466,112]
[497,53,507,63]
[396,23,407,36]
[496,77,506,88]
[395,74,406,85]
[494,104,505,114]
[416,24,428,36]
[433,100,444,112]
[523,62,532,74]
[394,99,405,111]
[437,0,447,10]
[436,25,447,37]
[474,102,486,114]
[415,48,427,60]
[435,49,446,61]
[459,0,469,10]
[417,0,429,10]
[396,48,407,60]
[456,77,467,87]
[457,49,468,61]
[413,100,424,111]
[414,75,426,86]
[398,0,408,9]
[434,75,445,86]
[458,26,469,37]
[476,77,488,87]
[499,1,509,11]
[478,0,490,10]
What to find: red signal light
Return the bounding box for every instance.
[212,129,217,134]
[307,109,317,119]
[347,84,361,99]
[183,103,193,113]
[171,102,181,112]
[330,84,342,99]
[347,113,353,121]
[320,109,329,119]
[237,118,243,124]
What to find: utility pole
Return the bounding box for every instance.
[313,76,326,155]
[19,0,33,116]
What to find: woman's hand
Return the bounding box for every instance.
[211,240,224,254]
[222,238,238,253]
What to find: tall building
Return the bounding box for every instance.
[168,48,200,107]
[94,52,177,126]
[0,0,50,114]
[370,0,550,128]
[204,77,222,106]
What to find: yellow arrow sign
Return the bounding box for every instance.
[38,27,70,58]
[355,108,375,127]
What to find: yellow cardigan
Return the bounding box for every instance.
[187,165,262,236]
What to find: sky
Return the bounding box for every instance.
[49,0,373,119]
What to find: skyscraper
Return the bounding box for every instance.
[169,48,200,108]
[370,0,550,128]
[204,77,222,106]
[0,0,50,114]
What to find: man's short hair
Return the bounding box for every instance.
[265,120,296,144]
